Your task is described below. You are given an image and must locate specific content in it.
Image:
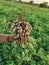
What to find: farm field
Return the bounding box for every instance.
[0,0,49,65]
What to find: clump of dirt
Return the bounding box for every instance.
[10,14,32,43]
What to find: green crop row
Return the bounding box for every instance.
[0,1,49,65]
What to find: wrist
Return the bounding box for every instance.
[7,35,14,42]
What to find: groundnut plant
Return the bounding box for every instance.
[10,14,32,43]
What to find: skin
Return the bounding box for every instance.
[0,34,15,43]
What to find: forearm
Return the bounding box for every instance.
[0,34,14,42]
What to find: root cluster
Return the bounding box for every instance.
[11,15,32,43]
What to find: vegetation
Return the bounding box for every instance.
[0,0,49,65]
[29,0,33,4]
[39,2,48,8]
[5,0,49,8]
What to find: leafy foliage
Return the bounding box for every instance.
[39,2,48,8]
[0,0,49,65]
